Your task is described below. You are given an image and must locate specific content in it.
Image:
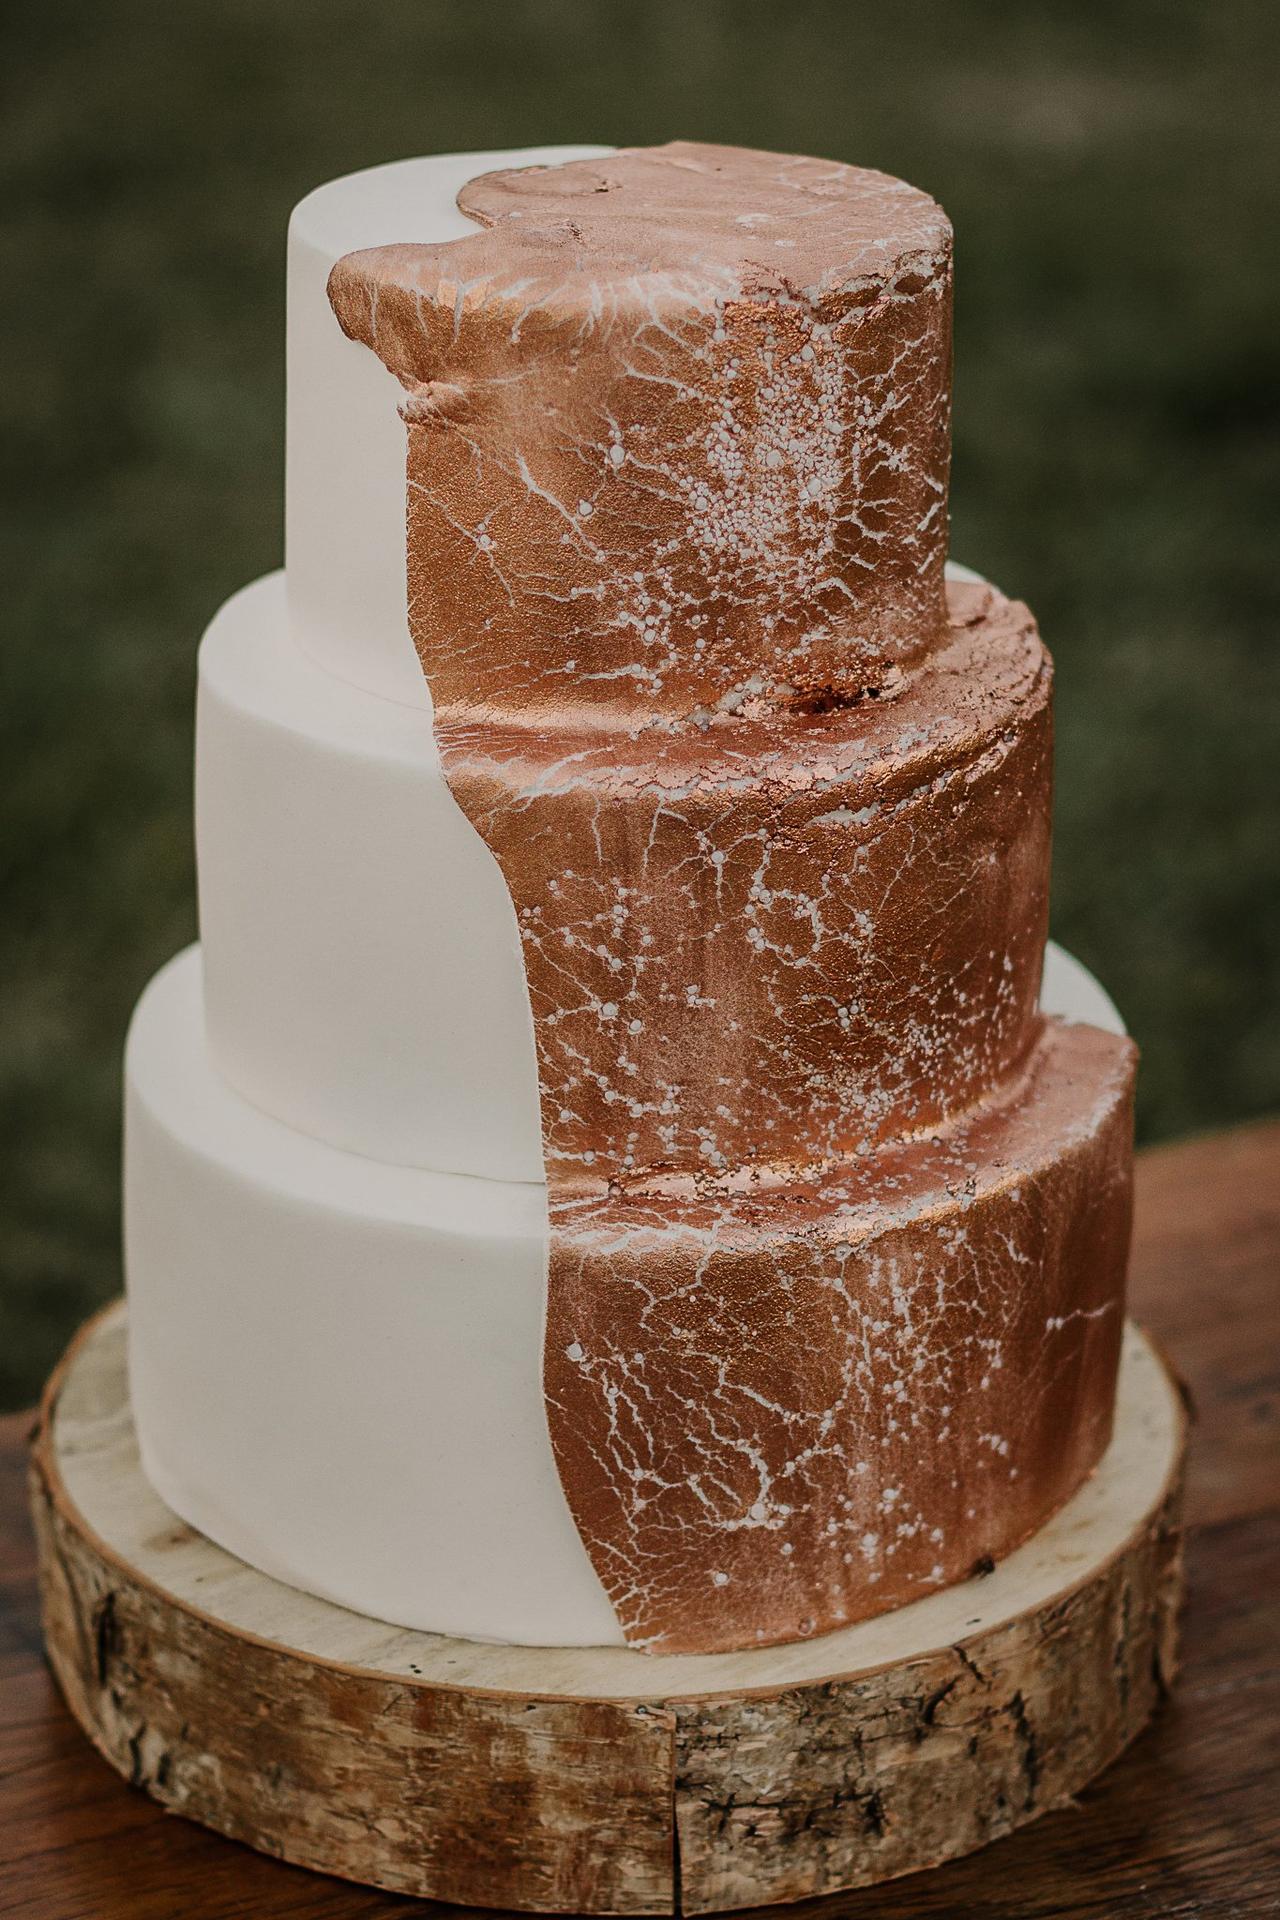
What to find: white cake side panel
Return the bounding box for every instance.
[124,946,622,1648]
[285,145,613,707]
[196,573,544,1183]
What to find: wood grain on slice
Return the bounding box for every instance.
[29,1307,1185,1915]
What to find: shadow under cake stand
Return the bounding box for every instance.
[29,1304,1185,1915]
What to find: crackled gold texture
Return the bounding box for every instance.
[332,140,1135,1654]
[328,140,953,718]
[443,580,1052,1179]
[546,1021,1136,1653]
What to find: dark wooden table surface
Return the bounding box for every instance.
[3,1122,1278,1919]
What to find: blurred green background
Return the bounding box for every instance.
[2,0,1277,1408]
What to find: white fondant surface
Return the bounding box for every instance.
[286,146,613,708]
[1040,938,1125,1036]
[125,945,619,1648]
[197,572,542,1182]
[126,939,1123,1649]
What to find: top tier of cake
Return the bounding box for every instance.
[325,142,953,726]
[286,144,612,709]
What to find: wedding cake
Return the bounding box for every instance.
[124,142,1136,1656]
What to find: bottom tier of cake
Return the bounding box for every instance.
[125,943,1134,1650]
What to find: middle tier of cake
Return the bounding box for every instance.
[198,570,1051,1185]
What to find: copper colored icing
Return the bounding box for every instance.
[330,141,1135,1654]
[442,579,1053,1180]
[545,1020,1136,1653]
[328,140,953,717]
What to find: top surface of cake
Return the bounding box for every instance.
[328,141,954,723]
[341,139,950,315]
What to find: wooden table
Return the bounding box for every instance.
[3,1122,1278,1919]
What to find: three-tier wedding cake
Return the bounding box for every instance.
[123,142,1136,1657]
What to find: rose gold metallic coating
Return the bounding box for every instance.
[441,580,1052,1180]
[330,141,1135,1655]
[328,141,953,718]
[545,1020,1136,1654]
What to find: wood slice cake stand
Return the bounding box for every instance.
[29,1305,1186,1916]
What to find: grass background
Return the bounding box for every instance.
[2,0,1277,1408]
